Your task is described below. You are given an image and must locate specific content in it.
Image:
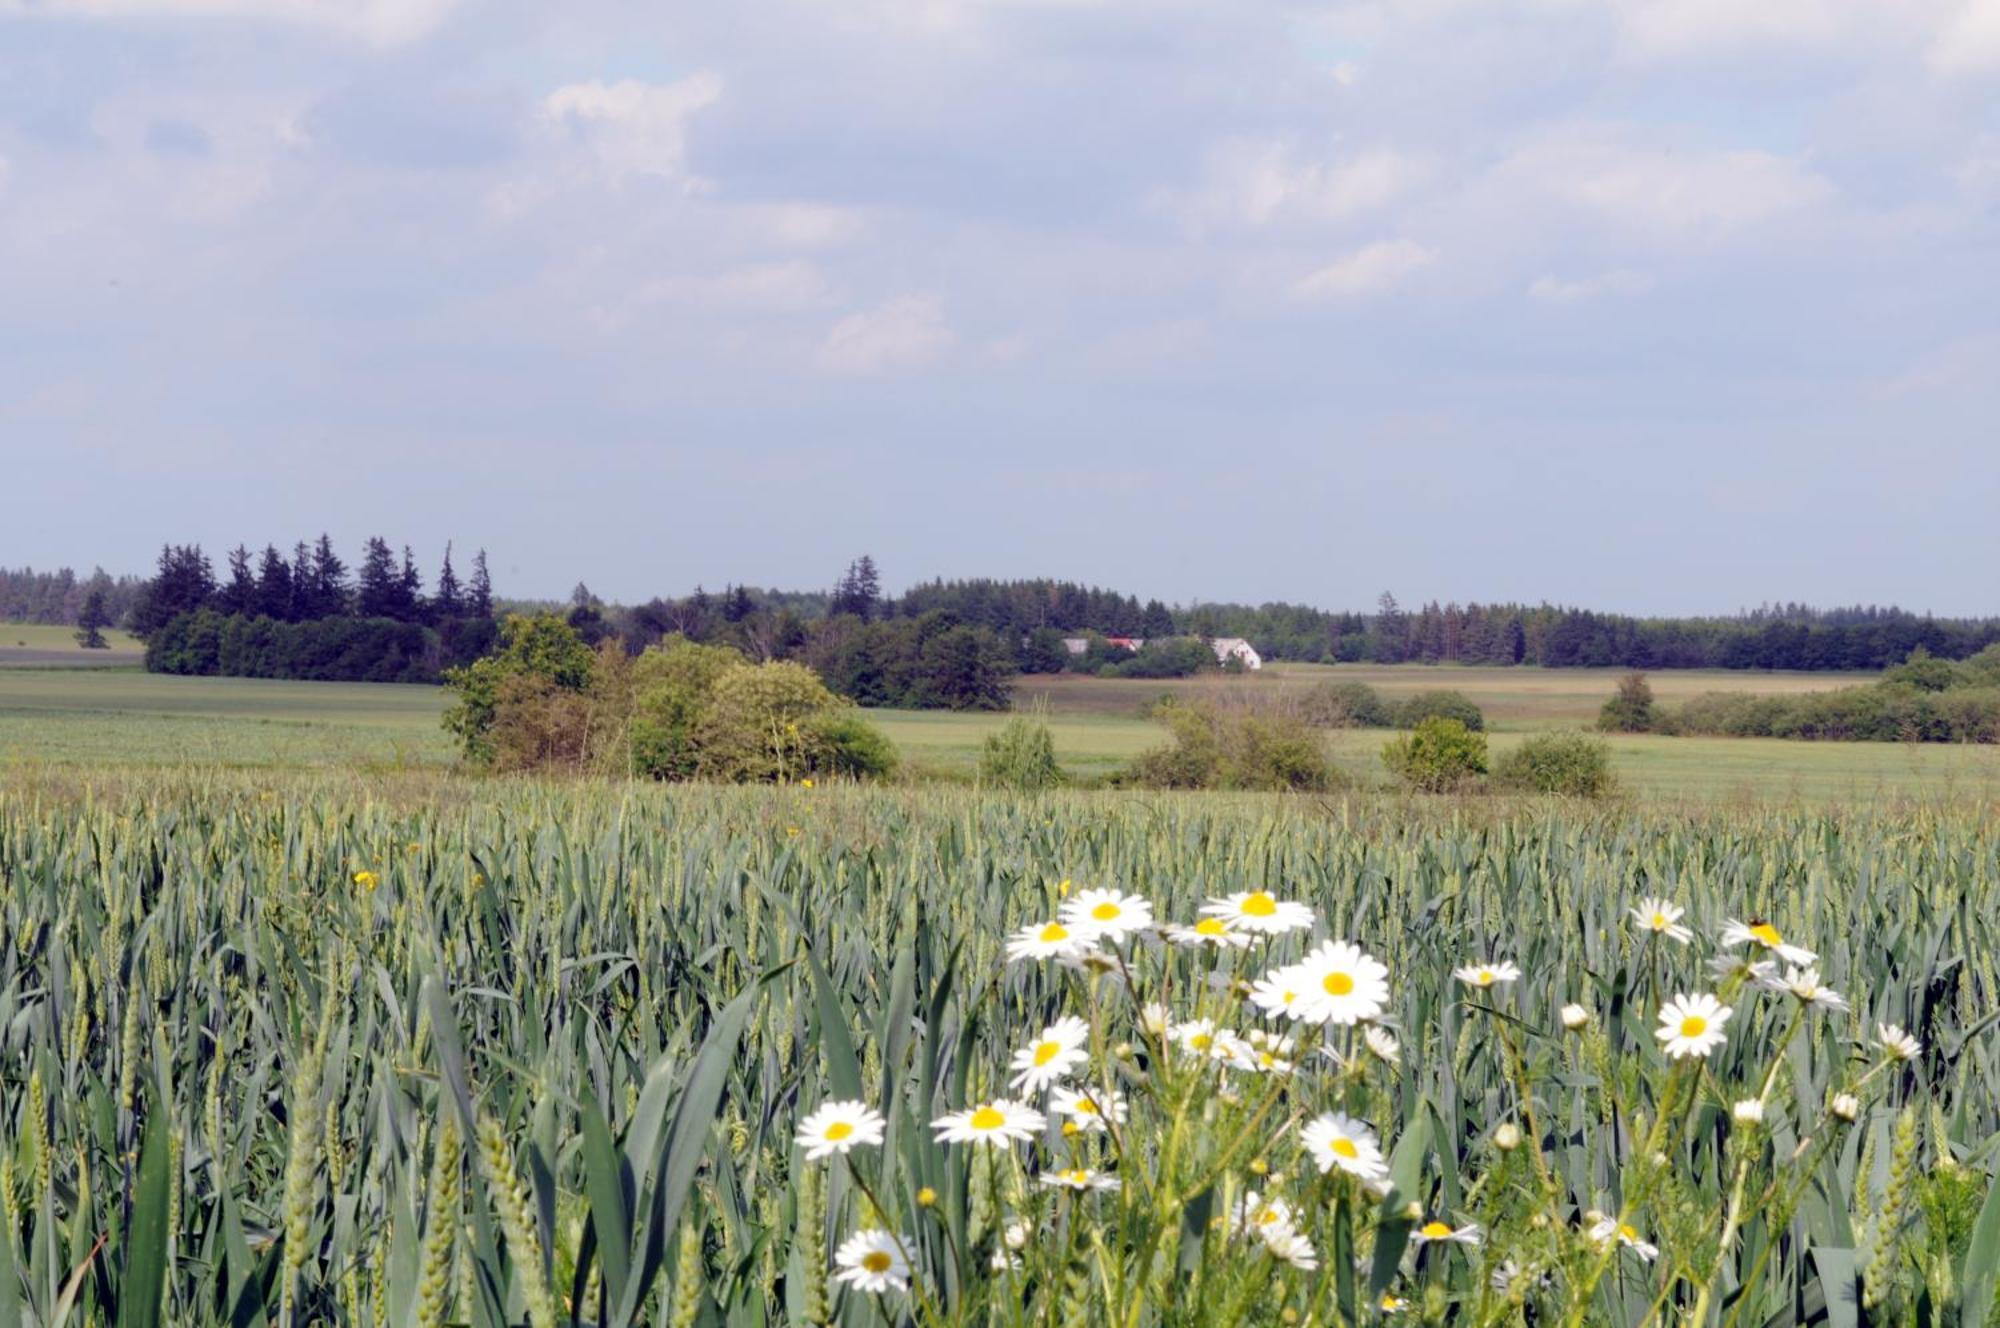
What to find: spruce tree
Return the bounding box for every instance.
[399,545,425,622]
[221,546,256,616]
[357,537,399,618]
[468,549,493,618]
[309,535,349,619]
[74,586,110,648]
[255,546,294,620]
[433,543,463,619]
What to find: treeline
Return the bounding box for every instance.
[1616,648,2000,743]
[0,567,145,627]
[133,537,497,683]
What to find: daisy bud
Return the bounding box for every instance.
[1560,1004,1591,1031]
[1732,1099,1765,1126]
[1493,1123,1522,1152]
[1004,1220,1030,1251]
[1402,1200,1423,1221]
[1281,1312,1300,1326]
[1113,1042,1134,1060]
[1830,1093,1861,1123]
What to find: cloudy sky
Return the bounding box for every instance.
[3,0,1997,612]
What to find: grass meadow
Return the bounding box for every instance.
[1,776,1996,1325]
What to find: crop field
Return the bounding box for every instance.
[1,778,1995,1326]
[0,622,144,667]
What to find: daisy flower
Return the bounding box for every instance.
[1655,992,1732,1059]
[1049,1085,1127,1131]
[1059,950,1121,977]
[1062,889,1154,942]
[1242,1029,1297,1074]
[832,1231,911,1293]
[1008,1016,1090,1095]
[795,1100,886,1160]
[1262,1228,1319,1270]
[1300,1112,1389,1181]
[1378,1294,1407,1313]
[932,1099,1046,1147]
[1200,890,1314,936]
[1235,1190,1296,1240]
[1756,966,1849,1013]
[1878,1023,1922,1061]
[1560,1004,1592,1031]
[1732,1099,1765,1125]
[1006,920,1093,963]
[1454,961,1522,990]
[1412,1220,1481,1246]
[1830,1092,1861,1122]
[1289,940,1391,1025]
[1247,971,1313,1021]
[1588,1218,1659,1262]
[1629,898,1693,944]
[1720,918,1816,966]
[1039,1167,1119,1192]
[1364,1027,1402,1065]
[1165,916,1255,949]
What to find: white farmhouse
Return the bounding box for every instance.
[1210,637,1263,670]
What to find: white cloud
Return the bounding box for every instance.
[1176,140,1420,228]
[1,0,464,45]
[1499,126,1833,238]
[1612,0,1854,58]
[542,75,723,186]
[1931,0,2000,74]
[1528,269,1655,300]
[818,295,953,374]
[741,202,868,249]
[1294,238,1435,298]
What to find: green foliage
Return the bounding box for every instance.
[1380,716,1488,792]
[694,660,860,782]
[442,612,597,762]
[628,637,744,780]
[978,715,1065,791]
[1299,680,1390,728]
[1659,685,2000,742]
[1492,729,1618,797]
[146,608,441,683]
[1107,636,1215,679]
[1884,646,1960,693]
[0,781,1992,1325]
[1129,699,1342,792]
[1394,689,1485,731]
[1598,671,1658,732]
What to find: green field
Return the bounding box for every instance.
[2,777,1993,1324]
[0,619,145,666]
[5,660,1999,802]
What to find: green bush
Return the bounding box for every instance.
[1597,672,1657,733]
[627,636,744,779]
[1128,699,1342,792]
[1381,716,1488,793]
[1299,680,1390,728]
[978,715,1065,791]
[810,711,901,780]
[1492,730,1618,797]
[1395,689,1485,731]
[696,661,859,782]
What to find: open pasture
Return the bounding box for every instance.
[0,620,145,667]
[1,779,1995,1324]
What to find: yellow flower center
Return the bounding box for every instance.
[1033,1040,1062,1066]
[1189,1033,1212,1050]
[1091,901,1121,921]
[1064,1169,1089,1184]
[861,1251,892,1273]
[1073,1097,1099,1116]
[1680,1015,1708,1038]
[1323,971,1355,997]
[1618,1223,1638,1242]
[1477,969,1494,984]
[1330,1137,1359,1160]
[1195,918,1227,936]
[1650,912,1667,928]
[1749,922,1782,947]
[825,1121,853,1142]
[1420,1221,1453,1238]
[970,1106,1006,1131]
[1241,892,1278,917]
[1038,923,1069,943]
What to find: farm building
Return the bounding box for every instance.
[1210,637,1262,670]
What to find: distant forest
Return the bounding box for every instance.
[17,548,2000,688]
[126,538,498,683]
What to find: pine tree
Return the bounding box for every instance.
[74,586,110,649]
[1141,599,1176,638]
[221,546,256,616]
[309,535,349,619]
[468,550,493,618]
[831,556,882,621]
[399,545,425,622]
[255,546,295,620]
[357,538,400,619]
[433,543,463,619]
[725,584,755,623]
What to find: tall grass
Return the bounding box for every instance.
[0,777,1996,1323]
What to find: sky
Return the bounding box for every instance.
[2,0,1998,614]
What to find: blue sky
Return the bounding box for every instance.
[3,0,1997,612]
